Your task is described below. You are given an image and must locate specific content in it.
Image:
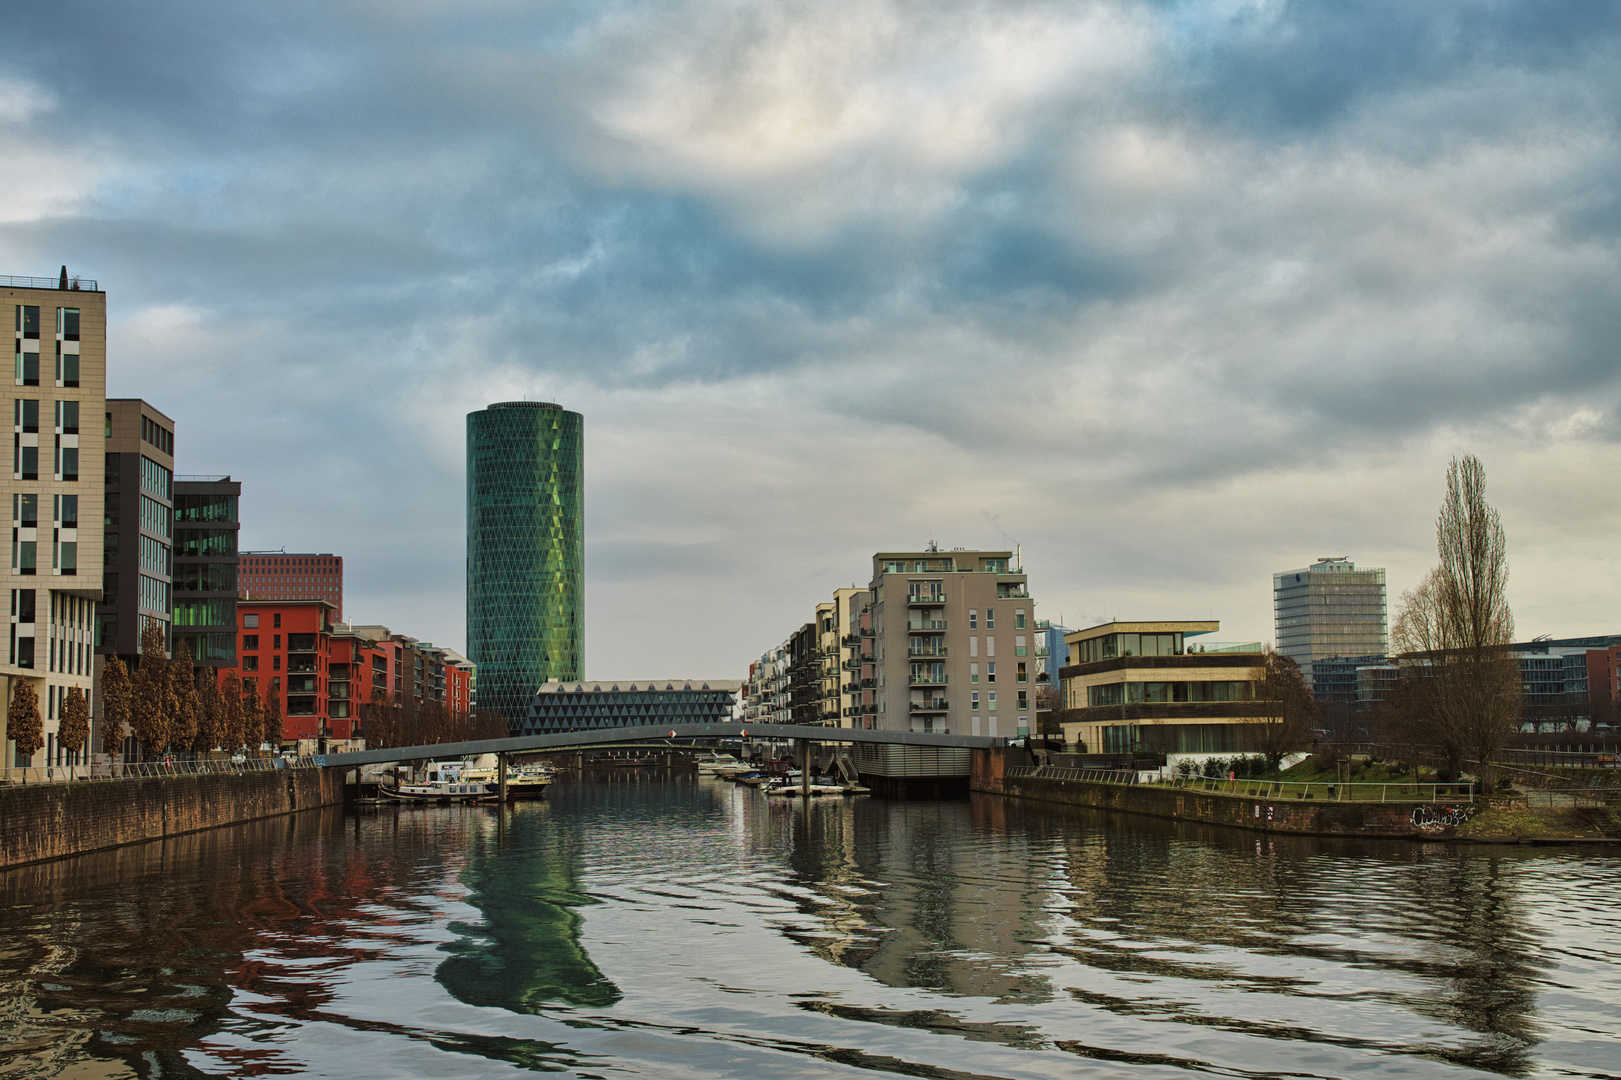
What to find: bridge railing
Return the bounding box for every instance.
[1,756,319,787]
[1004,766,1478,803]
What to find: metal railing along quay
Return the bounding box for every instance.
[1,756,318,787]
[1005,766,1477,803]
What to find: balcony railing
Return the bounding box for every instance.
[907,594,944,606]
[1035,647,1049,657]
[997,589,1030,599]
[909,674,948,686]
[860,678,876,689]
[842,634,860,647]
[907,646,947,658]
[860,627,875,637]
[909,700,948,713]
[907,621,947,633]
[1,274,99,291]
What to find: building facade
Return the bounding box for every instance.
[238,551,343,619]
[466,401,583,727]
[1058,621,1267,756]
[2,272,105,768]
[173,476,239,669]
[866,548,1034,738]
[97,399,174,663]
[1273,558,1387,694]
[518,679,741,735]
[231,600,340,744]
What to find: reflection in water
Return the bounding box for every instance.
[436,802,622,1010]
[0,776,1616,1080]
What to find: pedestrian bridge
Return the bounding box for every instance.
[320,723,1002,769]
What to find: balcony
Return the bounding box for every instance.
[1036,646,1049,657]
[909,699,948,713]
[906,594,944,606]
[996,587,1030,599]
[860,626,875,637]
[860,678,876,689]
[841,634,860,647]
[909,674,948,687]
[1036,619,1051,630]
[842,658,864,671]
[842,681,861,693]
[907,620,947,633]
[907,646,947,658]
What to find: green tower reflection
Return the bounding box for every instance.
[466,401,584,728]
[437,806,621,1011]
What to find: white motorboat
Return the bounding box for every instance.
[381,761,500,804]
[695,753,749,775]
[457,754,555,799]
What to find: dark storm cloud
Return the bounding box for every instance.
[2,0,1618,662]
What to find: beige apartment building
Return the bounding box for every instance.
[866,547,1035,738]
[1,272,106,770]
[1058,620,1267,757]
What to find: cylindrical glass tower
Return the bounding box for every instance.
[466,401,583,728]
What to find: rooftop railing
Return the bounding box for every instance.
[2,274,99,291]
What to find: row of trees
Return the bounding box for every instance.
[101,622,285,759]
[363,689,506,749]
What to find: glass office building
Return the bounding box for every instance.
[467,402,583,728]
[1273,558,1387,692]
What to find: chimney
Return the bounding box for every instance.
[58,265,68,289]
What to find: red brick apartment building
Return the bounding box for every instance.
[239,552,344,621]
[224,602,475,749]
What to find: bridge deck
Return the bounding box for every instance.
[320,723,1002,768]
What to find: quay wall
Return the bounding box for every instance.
[0,769,345,870]
[970,748,1460,839]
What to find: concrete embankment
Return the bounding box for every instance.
[0,768,345,870]
[970,749,1465,839]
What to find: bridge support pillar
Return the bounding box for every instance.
[498,752,509,804]
[798,739,810,798]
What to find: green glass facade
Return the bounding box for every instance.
[467,402,583,727]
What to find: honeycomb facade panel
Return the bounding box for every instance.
[466,402,583,728]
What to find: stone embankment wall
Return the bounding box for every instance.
[0,769,345,870]
[970,748,1462,839]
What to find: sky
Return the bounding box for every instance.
[4,0,1619,676]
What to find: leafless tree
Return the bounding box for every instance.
[1389,455,1522,788]
[1253,646,1319,773]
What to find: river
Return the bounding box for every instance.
[1,773,1617,1079]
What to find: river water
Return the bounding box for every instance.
[2,774,1618,1079]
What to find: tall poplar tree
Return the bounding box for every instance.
[168,640,200,753]
[130,621,172,758]
[195,672,224,753]
[264,685,284,750]
[220,672,245,753]
[58,687,90,764]
[100,654,133,756]
[241,679,264,754]
[7,680,42,766]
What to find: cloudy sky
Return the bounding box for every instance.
[5,0,1619,675]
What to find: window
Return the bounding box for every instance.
[57,495,76,526]
[17,540,36,575]
[273,634,280,648]
[18,444,37,481]
[58,542,75,574]
[273,613,282,628]
[968,609,977,630]
[986,609,995,629]
[969,636,978,657]
[1015,610,1026,630]
[243,634,259,650]
[971,691,980,708]
[17,493,36,525]
[104,452,120,486]
[243,655,259,671]
[243,613,259,628]
[58,307,79,341]
[1015,635,1027,657]
[59,447,77,481]
[272,655,280,671]
[58,400,77,434]
[987,662,996,683]
[16,399,38,433]
[988,691,997,710]
[986,637,996,657]
[1017,662,1027,683]
[1017,690,1028,710]
[970,662,979,683]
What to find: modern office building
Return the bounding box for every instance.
[97,399,174,665]
[173,475,239,669]
[239,551,344,619]
[1273,558,1387,693]
[2,271,105,769]
[517,679,741,736]
[466,401,583,727]
[1058,620,1267,757]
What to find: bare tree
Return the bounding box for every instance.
[101,654,133,756]
[1390,455,1522,789]
[7,680,42,766]
[367,687,394,748]
[58,687,90,764]
[1253,647,1319,774]
[131,622,172,759]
